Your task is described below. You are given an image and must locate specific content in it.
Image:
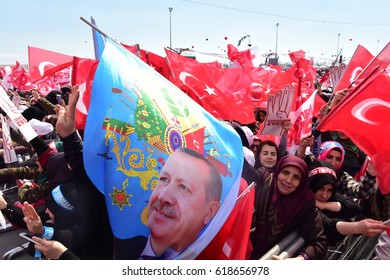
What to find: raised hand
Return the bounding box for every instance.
[56,85,79,138]
[22,201,44,236]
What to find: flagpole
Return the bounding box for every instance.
[236,182,256,203]
[347,65,381,91]
[80,16,130,53]
[331,47,343,68]
[80,16,111,39]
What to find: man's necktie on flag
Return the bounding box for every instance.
[82,29,244,259]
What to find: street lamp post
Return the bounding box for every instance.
[376,40,380,55]
[169,7,173,49]
[337,33,341,56]
[275,23,279,60]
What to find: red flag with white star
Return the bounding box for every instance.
[165,49,255,124]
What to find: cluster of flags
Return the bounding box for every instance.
[1,16,390,259]
[317,42,390,194]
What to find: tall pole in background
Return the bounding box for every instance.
[376,40,380,55]
[275,23,279,60]
[169,7,173,49]
[337,33,341,56]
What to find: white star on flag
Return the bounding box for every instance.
[204,85,217,95]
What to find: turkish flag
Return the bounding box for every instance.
[289,50,306,62]
[196,179,255,259]
[227,44,254,68]
[333,44,374,92]
[72,57,99,131]
[250,65,282,108]
[165,49,255,124]
[352,41,390,89]
[286,54,317,93]
[28,46,73,82]
[9,63,33,91]
[317,72,390,194]
[122,43,171,79]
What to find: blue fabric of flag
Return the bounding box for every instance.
[91,17,106,60]
[83,38,243,258]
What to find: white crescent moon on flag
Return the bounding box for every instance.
[38,61,56,76]
[179,71,198,85]
[76,82,88,114]
[349,67,363,84]
[351,98,390,125]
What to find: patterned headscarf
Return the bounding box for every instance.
[318,141,345,170]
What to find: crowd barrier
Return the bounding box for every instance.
[260,230,379,260]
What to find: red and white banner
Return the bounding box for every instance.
[0,86,37,141]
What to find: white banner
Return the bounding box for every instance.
[0,86,38,142]
[1,115,17,163]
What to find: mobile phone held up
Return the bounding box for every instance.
[19,232,39,245]
[56,94,62,104]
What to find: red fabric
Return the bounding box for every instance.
[317,72,390,194]
[256,122,278,144]
[196,178,255,259]
[333,44,374,92]
[313,92,327,118]
[354,157,370,182]
[0,66,6,79]
[227,44,254,68]
[249,65,282,108]
[38,149,55,169]
[39,61,73,81]
[286,56,317,97]
[165,48,255,124]
[72,57,99,130]
[8,62,33,91]
[319,70,330,87]
[288,50,306,62]
[33,77,61,96]
[28,46,73,82]
[122,43,171,79]
[353,41,390,89]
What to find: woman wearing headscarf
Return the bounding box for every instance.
[308,160,389,246]
[253,119,291,172]
[242,155,327,260]
[297,140,376,201]
[22,183,84,259]
[324,131,367,177]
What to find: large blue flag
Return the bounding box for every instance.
[83,38,243,259]
[91,17,106,60]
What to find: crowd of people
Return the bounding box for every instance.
[0,72,389,260]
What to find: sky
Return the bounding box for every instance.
[1,0,389,66]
